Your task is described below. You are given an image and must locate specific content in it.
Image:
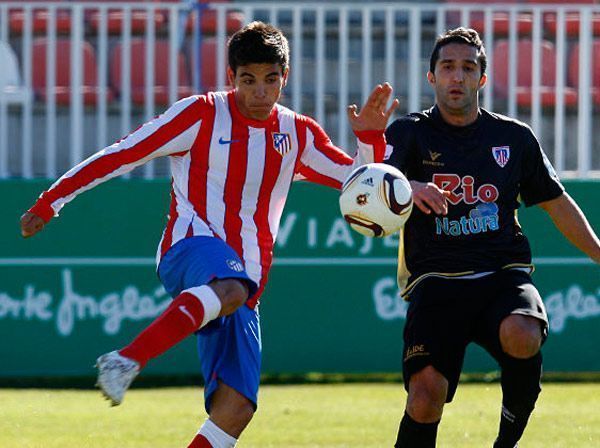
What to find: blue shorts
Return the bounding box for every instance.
[158,236,261,412]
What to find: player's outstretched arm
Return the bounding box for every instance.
[538,192,600,263]
[347,82,399,131]
[20,211,45,238]
[19,96,204,237]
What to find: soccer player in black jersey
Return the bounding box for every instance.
[385,28,600,448]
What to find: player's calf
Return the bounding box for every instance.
[188,383,255,448]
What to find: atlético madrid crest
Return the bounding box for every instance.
[492,145,510,168]
[272,132,292,156]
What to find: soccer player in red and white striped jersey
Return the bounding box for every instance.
[21,22,398,448]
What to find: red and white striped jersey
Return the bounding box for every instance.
[30,91,387,307]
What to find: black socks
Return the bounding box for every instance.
[493,352,543,448]
[395,412,440,448]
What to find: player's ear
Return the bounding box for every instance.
[427,71,436,86]
[227,67,236,86]
[479,73,488,89]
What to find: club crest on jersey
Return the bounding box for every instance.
[492,146,510,168]
[272,132,292,156]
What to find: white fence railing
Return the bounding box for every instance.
[0,1,599,179]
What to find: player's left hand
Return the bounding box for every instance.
[348,83,399,131]
[20,211,45,238]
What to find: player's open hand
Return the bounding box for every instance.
[20,211,45,238]
[347,83,399,132]
[410,181,451,215]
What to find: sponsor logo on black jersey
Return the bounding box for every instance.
[433,174,499,205]
[423,149,444,167]
[435,203,500,236]
[432,174,500,237]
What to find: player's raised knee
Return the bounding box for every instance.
[500,315,542,359]
[209,278,250,315]
[406,366,447,422]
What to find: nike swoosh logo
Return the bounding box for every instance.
[218,137,241,145]
[178,305,197,327]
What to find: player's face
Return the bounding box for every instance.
[428,43,487,118]
[229,63,288,121]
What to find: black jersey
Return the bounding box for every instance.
[385,106,564,294]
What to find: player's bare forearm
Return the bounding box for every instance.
[538,192,600,263]
[20,211,45,238]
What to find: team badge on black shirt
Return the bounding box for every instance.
[492,146,510,168]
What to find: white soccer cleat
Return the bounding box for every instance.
[95,351,140,406]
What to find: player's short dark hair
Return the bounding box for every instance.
[429,27,487,77]
[228,21,289,74]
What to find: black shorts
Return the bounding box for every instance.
[402,269,548,402]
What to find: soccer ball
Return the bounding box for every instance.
[339,163,413,237]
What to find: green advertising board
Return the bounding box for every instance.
[1,180,599,377]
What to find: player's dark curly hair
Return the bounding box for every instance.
[429,27,487,77]
[228,21,289,74]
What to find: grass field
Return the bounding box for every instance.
[1,383,598,447]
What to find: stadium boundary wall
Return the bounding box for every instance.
[1,180,599,377]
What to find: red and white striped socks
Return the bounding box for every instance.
[119,285,221,368]
[188,419,238,448]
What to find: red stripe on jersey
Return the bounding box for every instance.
[223,95,250,257]
[41,99,202,207]
[160,183,178,257]
[188,93,216,223]
[294,114,308,173]
[305,117,353,166]
[247,114,282,308]
[296,163,343,189]
[294,116,343,188]
[354,129,386,162]
[185,222,194,238]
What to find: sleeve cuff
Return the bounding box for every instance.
[28,199,55,223]
[354,129,385,144]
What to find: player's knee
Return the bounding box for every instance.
[406,366,447,423]
[500,315,542,359]
[209,279,249,315]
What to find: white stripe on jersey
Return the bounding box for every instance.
[205,94,232,239]
[239,127,267,285]
[175,149,213,239]
[298,126,351,182]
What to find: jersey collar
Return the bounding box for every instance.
[227,90,278,128]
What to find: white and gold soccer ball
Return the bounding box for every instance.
[339,163,413,237]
